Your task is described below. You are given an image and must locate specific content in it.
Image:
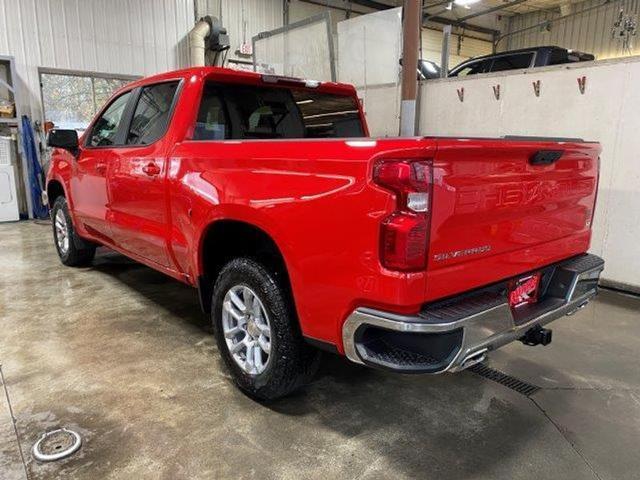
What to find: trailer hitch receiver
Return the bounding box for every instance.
[520,325,553,347]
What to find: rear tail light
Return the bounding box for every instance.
[373,160,432,272]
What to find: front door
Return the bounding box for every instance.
[70,90,133,241]
[107,81,180,268]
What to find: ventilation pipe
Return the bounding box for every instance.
[189,19,211,67]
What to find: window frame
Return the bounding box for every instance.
[38,67,139,132]
[83,78,183,150]
[192,84,232,141]
[449,58,491,77]
[488,52,536,73]
[188,81,365,142]
[450,50,538,77]
[124,79,184,147]
[83,89,136,149]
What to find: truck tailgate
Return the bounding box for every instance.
[426,138,601,300]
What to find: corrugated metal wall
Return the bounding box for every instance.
[504,0,639,59]
[422,29,493,66]
[195,0,283,63]
[0,0,194,119]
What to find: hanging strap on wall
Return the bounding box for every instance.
[20,116,49,219]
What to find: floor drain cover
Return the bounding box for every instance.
[469,363,541,397]
[32,428,82,462]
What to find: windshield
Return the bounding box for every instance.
[194,83,365,140]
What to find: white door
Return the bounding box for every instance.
[0,165,20,222]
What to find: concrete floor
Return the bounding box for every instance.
[1,221,639,480]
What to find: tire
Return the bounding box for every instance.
[51,196,96,267]
[211,257,320,401]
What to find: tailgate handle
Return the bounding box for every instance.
[529,150,563,166]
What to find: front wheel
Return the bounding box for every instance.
[51,196,96,267]
[211,258,320,400]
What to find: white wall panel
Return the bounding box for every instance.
[421,28,493,68]
[359,84,400,137]
[418,57,640,291]
[337,8,402,87]
[503,0,640,60]
[195,0,283,62]
[0,0,194,120]
[289,0,348,24]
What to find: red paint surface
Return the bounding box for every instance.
[47,67,601,353]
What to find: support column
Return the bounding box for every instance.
[440,24,451,78]
[399,0,421,136]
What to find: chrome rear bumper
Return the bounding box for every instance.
[342,254,604,374]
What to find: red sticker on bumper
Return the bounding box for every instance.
[509,273,541,308]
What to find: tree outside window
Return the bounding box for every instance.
[40,71,136,133]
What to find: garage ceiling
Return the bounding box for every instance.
[376,0,572,15]
[353,0,571,26]
[423,0,573,18]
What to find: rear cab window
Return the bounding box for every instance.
[193,83,365,140]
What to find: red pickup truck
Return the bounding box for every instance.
[46,67,604,400]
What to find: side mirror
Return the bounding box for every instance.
[47,129,79,152]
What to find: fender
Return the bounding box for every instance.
[46,156,89,238]
[193,204,297,315]
[193,203,295,278]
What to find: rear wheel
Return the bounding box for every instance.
[211,258,320,400]
[51,196,96,267]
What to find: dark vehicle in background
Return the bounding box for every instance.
[448,46,595,77]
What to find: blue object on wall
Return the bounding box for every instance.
[21,116,49,219]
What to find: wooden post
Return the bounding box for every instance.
[399,0,421,136]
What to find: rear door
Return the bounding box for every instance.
[107,80,181,268]
[427,138,600,294]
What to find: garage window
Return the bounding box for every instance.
[40,70,136,132]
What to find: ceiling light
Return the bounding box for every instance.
[454,0,481,6]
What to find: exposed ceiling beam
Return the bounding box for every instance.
[347,0,395,10]
[296,0,371,16]
[319,0,499,38]
[457,0,529,21]
[422,0,454,10]
[425,15,499,35]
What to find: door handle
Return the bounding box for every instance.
[142,162,161,176]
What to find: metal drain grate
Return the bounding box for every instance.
[469,363,541,397]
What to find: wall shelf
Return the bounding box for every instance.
[0,54,33,219]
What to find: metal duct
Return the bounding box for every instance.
[189,19,211,66]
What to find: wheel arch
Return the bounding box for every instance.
[46,179,66,208]
[196,219,295,315]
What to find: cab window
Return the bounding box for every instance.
[452,59,490,77]
[126,81,180,145]
[88,91,131,147]
[490,53,535,72]
[193,83,365,140]
[193,85,229,140]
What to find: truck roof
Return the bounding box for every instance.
[460,45,595,63]
[122,66,358,97]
